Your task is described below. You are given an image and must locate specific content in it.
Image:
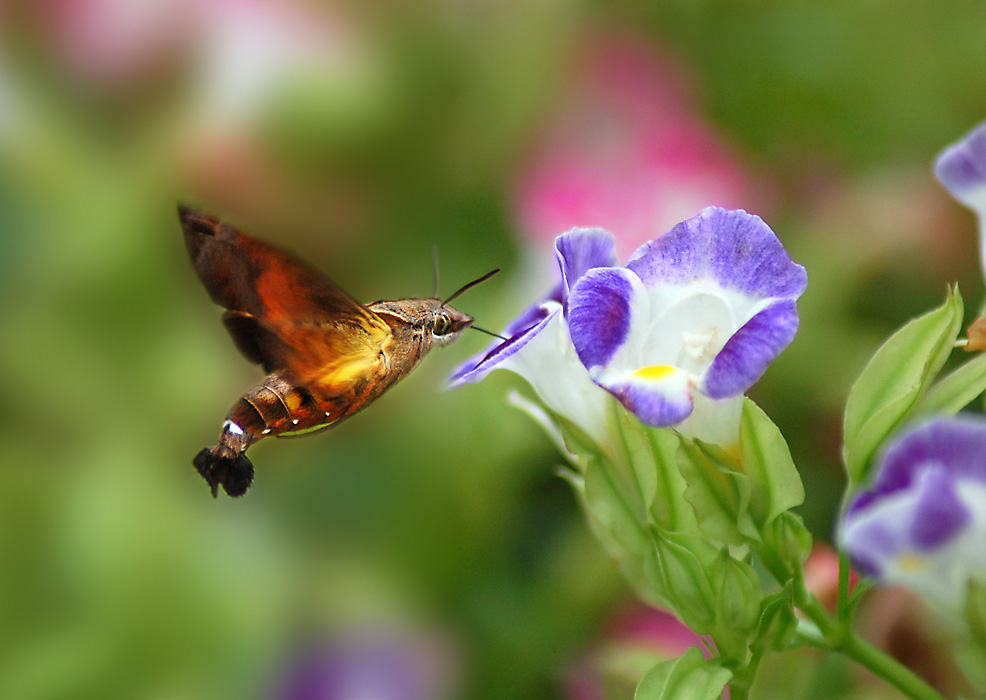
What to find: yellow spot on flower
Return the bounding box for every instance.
[897,552,926,573]
[633,365,676,381]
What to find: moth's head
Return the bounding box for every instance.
[428,304,474,347]
[425,265,500,347]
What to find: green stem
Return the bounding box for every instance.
[728,646,766,700]
[837,549,851,623]
[793,571,947,700]
[729,680,750,700]
[840,635,948,700]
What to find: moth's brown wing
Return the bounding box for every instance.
[179,205,391,385]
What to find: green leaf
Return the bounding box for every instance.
[676,440,758,546]
[634,647,732,700]
[965,580,986,655]
[739,398,805,523]
[843,287,963,483]
[913,352,986,417]
[958,582,986,690]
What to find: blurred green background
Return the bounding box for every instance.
[1,1,985,699]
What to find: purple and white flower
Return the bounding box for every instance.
[451,208,805,447]
[841,417,986,612]
[567,207,805,444]
[935,121,986,276]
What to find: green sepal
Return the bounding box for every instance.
[710,550,763,662]
[676,439,758,546]
[583,449,666,608]
[843,286,963,484]
[644,426,699,534]
[913,351,986,418]
[634,647,732,700]
[758,512,813,582]
[751,585,798,654]
[550,401,605,466]
[739,398,805,524]
[650,530,719,634]
[611,398,659,511]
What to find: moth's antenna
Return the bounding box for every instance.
[431,245,440,299]
[471,325,508,341]
[441,268,500,307]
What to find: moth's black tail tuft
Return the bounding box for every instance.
[193,445,254,498]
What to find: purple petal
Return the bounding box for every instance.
[909,467,970,551]
[874,417,986,496]
[848,551,883,578]
[602,371,694,427]
[503,285,562,337]
[274,638,435,700]
[626,207,806,301]
[843,518,897,577]
[845,489,879,517]
[447,303,558,387]
[700,299,799,399]
[567,267,635,370]
[935,122,986,206]
[555,228,619,298]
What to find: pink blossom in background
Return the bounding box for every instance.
[27,0,364,131]
[516,31,767,259]
[24,0,378,222]
[33,0,187,89]
[188,0,366,134]
[803,543,859,613]
[563,605,708,700]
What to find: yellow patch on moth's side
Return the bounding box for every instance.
[632,364,677,381]
[315,354,382,392]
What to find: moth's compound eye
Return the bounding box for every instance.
[433,312,453,336]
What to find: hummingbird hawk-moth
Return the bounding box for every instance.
[179,205,498,498]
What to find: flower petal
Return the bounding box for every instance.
[841,416,986,612]
[677,394,743,450]
[567,267,639,370]
[626,207,806,301]
[874,417,986,496]
[909,466,969,551]
[842,511,902,577]
[594,364,694,427]
[555,227,620,297]
[502,311,614,445]
[700,299,799,399]
[935,121,986,213]
[447,303,558,387]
